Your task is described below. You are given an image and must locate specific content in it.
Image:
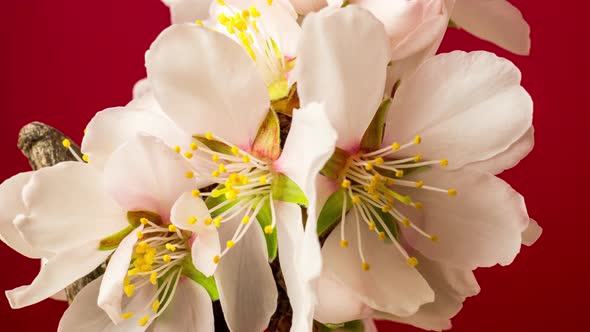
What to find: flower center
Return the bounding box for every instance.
[206,0,295,100]
[121,218,188,326]
[177,132,275,264]
[338,135,456,271]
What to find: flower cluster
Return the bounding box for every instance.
[0,0,541,331]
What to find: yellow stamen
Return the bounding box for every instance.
[168,224,177,232]
[190,142,199,150]
[395,170,404,177]
[226,240,235,248]
[62,139,71,148]
[415,181,424,188]
[140,218,149,225]
[165,243,177,252]
[82,154,89,162]
[185,171,194,179]
[361,262,371,271]
[212,154,219,162]
[191,189,201,197]
[259,175,267,184]
[414,136,422,144]
[213,255,220,264]
[368,221,376,231]
[214,217,222,228]
[391,142,400,150]
[430,235,439,242]
[413,154,423,162]
[364,161,374,171]
[152,300,160,313]
[351,195,361,204]
[136,231,144,239]
[150,272,158,285]
[440,159,449,167]
[374,157,384,166]
[212,170,221,178]
[401,218,410,227]
[242,216,250,225]
[188,216,197,225]
[138,315,149,327]
[121,312,134,319]
[184,152,194,159]
[448,189,458,196]
[341,179,351,188]
[378,232,386,240]
[174,146,181,154]
[205,132,214,140]
[205,218,213,226]
[163,255,171,263]
[242,155,250,163]
[407,257,419,267]
[264,225,273,234]
[231,146,240,156]
[124,284,135,297]
[340,240,349,248]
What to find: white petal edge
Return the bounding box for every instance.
[522,218,542,247]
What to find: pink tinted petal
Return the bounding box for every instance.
[522,218,542,247]
[314,270,372,324]
[291,0,328,14]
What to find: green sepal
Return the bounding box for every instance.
[251,110,281,161]
[317,189,351,237]
[98,225,135,251]
[270,82,300,117]
[448,19,459,28]
[360,98,391,152]
[194,136,233,156]
[316,320,364,332]
[181,258,219,300]
[272,174,308,206]
[127,210,162,227]
[256,199,279,261]
[320,147,350,179]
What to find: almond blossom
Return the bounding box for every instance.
[293,5,537,328]
[1,134,219,330]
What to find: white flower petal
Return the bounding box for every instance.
[104,134,197,220]
[466,126,534,175]
[314,270,372,324]
[82,107,192,169]
[385,51,533,170]
[151,277,214,332]
[452,0,530,55]
[322,219,434,317]
[132,78,152,100]
[275,201,317,332]
[0,172,45,258]
[166,0,210,24]
[401,167,529,269]
[98,227,142,324]
[295,6,390,150]
[20,162,127,253]
[375,253,480,331]
[215,219,277,332]
[146,24,269,148]
[291,0,328,14]
[522,218,542,247]
[6,239,112,309]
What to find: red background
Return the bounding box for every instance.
[0,0,586,331]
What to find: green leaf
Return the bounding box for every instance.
[320,147,350,179]
[193,136,234,155]
[181,259,219,300]
[272,174,308,206]
[127,210,162,227]
[360,98,391,152]
[251,110,281,161]
[98,225,135,251]
[317,189,351,237]
[256,199,278,261]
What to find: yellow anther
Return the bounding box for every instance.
[448,189,458,196]
[414,202,424,210]
[212,154,219,162]
[340,239,349,248]
[361,262,371,271]
[395,170,404,177]
[216,0,226,6]
[407,257,419,267]
[190,142,199,151]
[127,268,139,276]
[212,170,221,178]
[205,132,213,140]
[250,5,261,17]
[440,159,449,167]
[168,224,177,232]
[414,136,422,144]
[264,225,274,234]
[374,157,384,166]
[82,154,89,162]
[242,155,250,163]
[430,235,439,242]
[121,312,134,319]
[341,179,351,188]
[138,315,149,327]
[368,221,376,231]
[231,146,240,156]
[267,0,273,5]
[401,218,410,227]
[136,231,144,239]
[242,216,250,225]
[372,193,381,201]
[251,20,259,32]
[214,217,222,228]
[140,217,149,225]
[213,255,220,264]
[205,218,213,226]
[240,175,249,185]
[62,139,71,148]
[381,204,392,212]
[195,20,203,26]
[226,240,235,248]
[188,216,197,225]
[242,9,250,19]
[413,154,423,162]
[174,145,181,154]
[185,171,194,179]
[184,152,194,159]
[150,272,158,285]
[364,161,374,171]
[163,254,171,263]
[165,243,177,252]
[151,299,160,313]
[351,195,361,204]
[415,181,424,188]
[217,13,229,25]
[124,284,135,297]
[378,232,386,240]
[259,175,267,184]
[218,164,227,173]
[192,189,201,197]
[391,142,400,150]
[124,276,130,286]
